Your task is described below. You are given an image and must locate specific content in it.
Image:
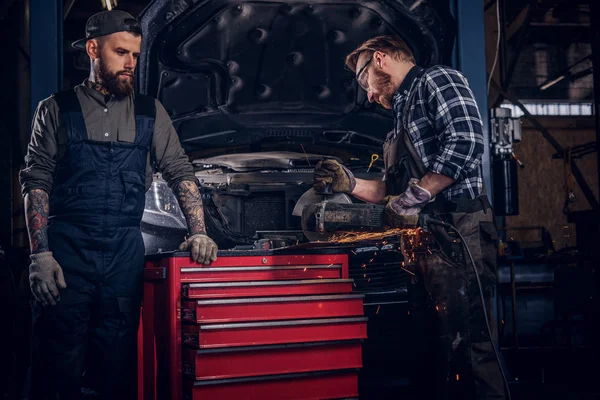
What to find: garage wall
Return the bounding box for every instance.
[504,117,598,251]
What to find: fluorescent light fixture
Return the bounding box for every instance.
[102,0,118,10]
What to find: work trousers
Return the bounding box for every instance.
[407,208,506,400]
[28,224,144,400]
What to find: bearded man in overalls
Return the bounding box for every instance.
[20,10,218,400]
[313,35,506,400]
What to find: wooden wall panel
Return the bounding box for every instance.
[503,117,598,251]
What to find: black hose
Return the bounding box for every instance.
[423,216,512,400]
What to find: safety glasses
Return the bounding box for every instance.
[355,55,373,91]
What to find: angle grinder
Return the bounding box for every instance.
[294,182,432,241]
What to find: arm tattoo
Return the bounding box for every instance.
[175,180,207,235]
[25,189,50,254]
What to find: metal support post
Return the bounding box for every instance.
[451,0,493,204]
[591,1,600,195]
[588,0,600,363]
[30,0,62,118]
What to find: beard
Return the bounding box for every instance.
[96,58,135,98]
[371,68,396,109]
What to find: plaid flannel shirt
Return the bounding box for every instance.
[392,65,485,201]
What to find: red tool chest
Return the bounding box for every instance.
[138,250,366,400]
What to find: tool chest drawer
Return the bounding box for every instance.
[181,279,354,299]
[183,317,368,348]
[183,370,359,400]
[182,340,363,381]
[180,264,342,282]
[171,254,349,279]
[181,294,365,324]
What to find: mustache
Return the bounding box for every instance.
[118,71,134,77]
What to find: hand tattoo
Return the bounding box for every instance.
[25,189,50,254]
[175,180,207,235]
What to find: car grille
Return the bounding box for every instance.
[242,193,286,233]
[349,250,410,295]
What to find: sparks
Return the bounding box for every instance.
[329,228,420,243]
[361,263,366,269]
[303,267,307,272]
[327,264,333,268]
[401,267,415,276]
[376,305,380,314]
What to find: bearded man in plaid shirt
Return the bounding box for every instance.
[312,36,506,399]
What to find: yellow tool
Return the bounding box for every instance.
[367,154,379,172]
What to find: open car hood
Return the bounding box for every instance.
[137,0,455,156]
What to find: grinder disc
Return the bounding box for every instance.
[294,187,353,242]
[292,188,352,217]
[301,216,336,242]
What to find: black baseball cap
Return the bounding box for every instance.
[72,10,142,51]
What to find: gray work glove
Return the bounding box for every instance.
[29,251,67,306]
[384,179,433,228]
[313,159,356,193]
[179,233,218,265]
[386,178,432,215]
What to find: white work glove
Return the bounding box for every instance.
[179,233,218,265]
[386,178,433,215]
[29,251,67,306]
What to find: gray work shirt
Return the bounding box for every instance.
[19,80,197,195]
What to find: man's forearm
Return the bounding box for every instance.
[417,171,455,197]
[25,189,50,254]
[174,180,207,235]
[350,178,387,204]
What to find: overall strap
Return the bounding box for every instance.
[133,93,156,118]
[133,93,156,147]
[52,89,88,142]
